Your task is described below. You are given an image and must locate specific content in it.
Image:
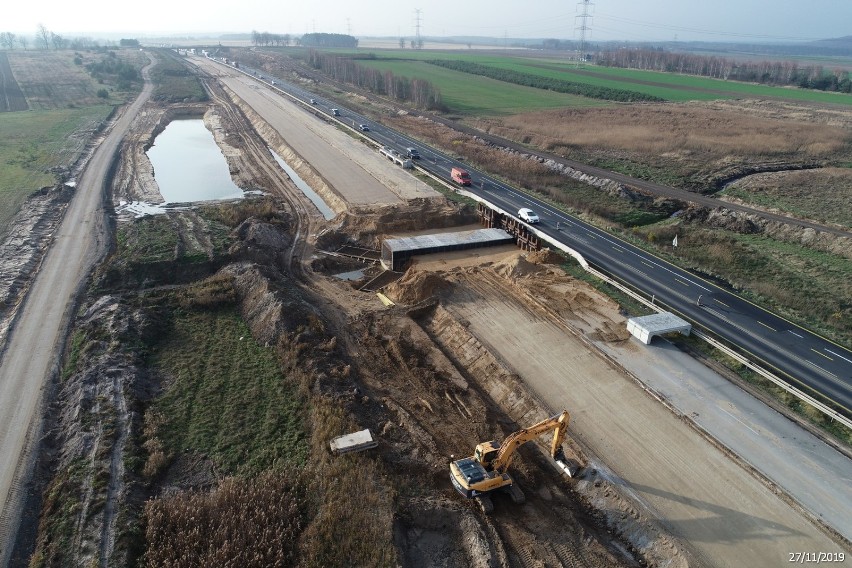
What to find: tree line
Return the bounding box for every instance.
[426,59,665,102]
[597,48,852,93]
[251,30,291,47]
[0,25,113,51]
[301,33,358,48]
[306,50,443,110]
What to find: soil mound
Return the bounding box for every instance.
[318,199,479,250]
[525,247,564,265]
[493,253,547,280]
[384,269,451,304]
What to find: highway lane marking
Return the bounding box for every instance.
[641,261,653,268]
[719,407,760,436]
[701,311,840,383]
[825,349,852,364]
[802,357,838,380]
[228,62,852,401]
[674,278,690,287]
[701,306,776,343]
[811,349,833,361]
[787,330,804,338]
[756,321,777,332]
[714,298,729,307]
[628,253,713,292]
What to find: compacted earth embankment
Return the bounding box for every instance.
[22,195,673,567]
[15,69,665,566]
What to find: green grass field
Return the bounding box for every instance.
[151,305,308,477]
[0,105,112,235]
[357,58,605,114]
[321,48,852,108]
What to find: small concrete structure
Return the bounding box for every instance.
[627,312,691,345]
[329,429,378,455]
[381,228,514,271]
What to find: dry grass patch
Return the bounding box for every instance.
[488,103,848,157]
[143,470,306,568]
[471,102,852,189]
[9,50,105,109]
[722,167,852,228]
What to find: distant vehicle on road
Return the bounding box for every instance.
[451,167,472,186]
[310,98,317,104]
[518,208,540,224]
[331,108,340,116]
[405,147,421,159]
[358,124,370,131]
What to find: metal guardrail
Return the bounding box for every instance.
[205,54,850,432]
[583,264,852,432]
[456,187,851,431]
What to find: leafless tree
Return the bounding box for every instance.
[50,32,66,50]
[0,32,16,50]
[37,24,50,50]
[18,35,29,50]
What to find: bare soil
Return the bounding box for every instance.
[9,53,849,568]
[16,66,661,567]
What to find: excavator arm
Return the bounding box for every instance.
[449,409,575,512]
[491,410,570,474]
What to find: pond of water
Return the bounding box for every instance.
[333,269,366,281]
[146,119,244,203]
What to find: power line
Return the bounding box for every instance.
[414,8,422,49]
[575,0,593,63]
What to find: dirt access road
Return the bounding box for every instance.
[0,55,155,565]
[192,59,848,566]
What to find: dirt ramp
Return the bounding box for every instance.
[393,497,506,568]
[318,199,479,249]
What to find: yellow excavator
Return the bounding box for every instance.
[450,410,573,513]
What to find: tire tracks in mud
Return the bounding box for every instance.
[0,53,157,568]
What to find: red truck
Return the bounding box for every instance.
[451,167,472,186]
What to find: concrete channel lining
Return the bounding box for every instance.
[626,312,692,344]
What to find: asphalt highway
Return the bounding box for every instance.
[214,57,852,421]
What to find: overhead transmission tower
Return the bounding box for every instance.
[575,0,593,64]
[414,8,423,49]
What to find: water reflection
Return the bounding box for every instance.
[147,119,244,203]
[269,149,336,220]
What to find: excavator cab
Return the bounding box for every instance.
[474,441,500,469]
[450,411,573,514]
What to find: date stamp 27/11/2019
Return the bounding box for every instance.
[788,552,846,563]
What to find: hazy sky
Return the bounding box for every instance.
[5,0,850,42]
